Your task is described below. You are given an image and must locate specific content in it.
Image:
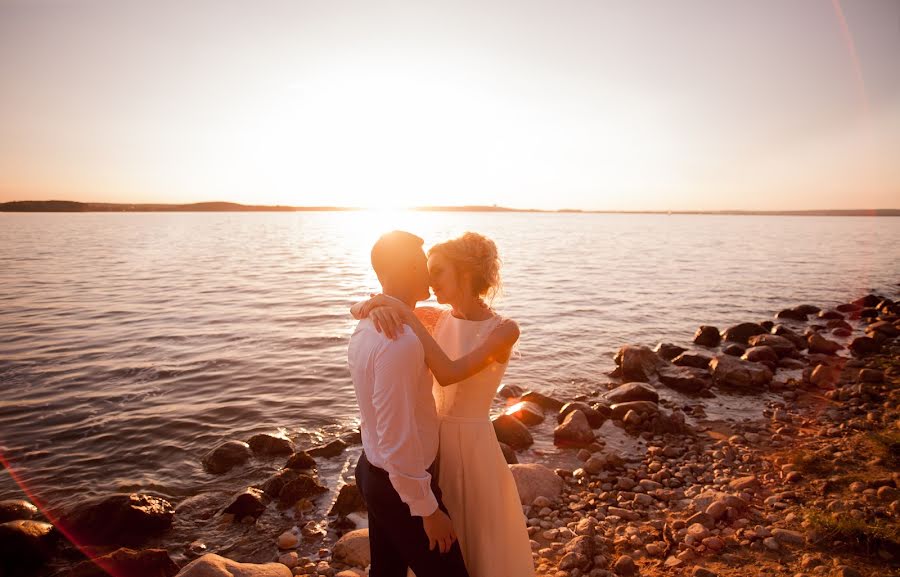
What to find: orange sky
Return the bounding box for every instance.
[1,0,898,210]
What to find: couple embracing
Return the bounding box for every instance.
[347,230,536,577]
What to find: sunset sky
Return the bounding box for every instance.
[1,0,898,210]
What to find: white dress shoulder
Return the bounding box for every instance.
[432,309,536,577]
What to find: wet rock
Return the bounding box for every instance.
[866,320,900,338]
[693,325,721,347]
[277,531,299,549]
[603,382,659,404]
[284,451,317,471]
[747,333,797,357]
[509,464,564,504]
[0,500,39,523]
[69,547,179,577]
[61,493,175,546]
[221,488,269,520]
[176,553,291,577]
[614,345,665,381]
[610,400,659,420]
[658,365,711,393]
[499,442,518,464]
[741,345,778,364]
[817,310,844,320]
[849,336,881,357]
[795,304,821,315]
[554,410,595,447]
[672,351,713,369]
[520,390,565,411]
[772,324,808,350]
[858,368,884,383]
[202,440,252,474]
[491,414,534,449]
[278,474,328,505]
[506,401,545,426]
[775,308,808,321]
[807,332,843,355]
[722,322,767,344]
[654,342,686,361]
[558,402,606,428]
[0,520,59,571]
[333,529,371,568]
[248,433,293,456]
[496,383,524,398]
[722,344,745,356]
[709,355,773,390]
[307,439,348,459]
[810,364,840,387]
[329,483,366,517]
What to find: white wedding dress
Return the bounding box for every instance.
[431,310,536,577]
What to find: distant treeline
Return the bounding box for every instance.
[1,200,898,216]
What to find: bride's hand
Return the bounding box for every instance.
[359,293,397,318]
[370,306,405,340]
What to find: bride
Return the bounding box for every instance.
[351,231,536,577]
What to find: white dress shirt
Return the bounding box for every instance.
[348,318,439,517]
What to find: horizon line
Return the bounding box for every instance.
[1,199,899,216]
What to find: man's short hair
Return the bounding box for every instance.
[371,230,425,279]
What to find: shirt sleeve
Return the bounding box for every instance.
[371,332,439,517]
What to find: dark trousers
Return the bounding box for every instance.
[355,452,469,577]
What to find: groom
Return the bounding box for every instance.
[348,231,469,577]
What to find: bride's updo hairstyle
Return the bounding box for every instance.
[428,232,502,304]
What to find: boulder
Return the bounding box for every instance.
[284,451,317,471]
[0,520,59,571]
[603,382,659,404]
[509,464,564,504]
[175,553,291,577]
[722,322,767,344]
[491,414,534,449]
[69,547,179,577]
[519,391,565,411]
[672,351,713,369]
[277,474,328,505]
[722,344,745,356]
[0,500,39,523]
[329,483,366,517]
[709,355,773,390]
[741,346,778,364]
[807,333,843,355]
[693,326,721,347]
[496,383,524,398]
[817,310,844,320]
[809,364,841,387]
[866,320,900,338]
[558,402,606,428]
[221,488,269,520]
[333,529,371,568]
[307,439,348,458]
[202,440,252,474]
[849,336,881,357]
[505,401,544,426]
[775,308,808,321]
[554,410,595,447]
[61,493,175,546]
[653,342,686,361]
[794,304,821,315]
[499,443,518,465]
[747,334,797,357]
[247,433,293,456]
[610,400,659,420]
[614,345,665,381]
[657,364,711,394]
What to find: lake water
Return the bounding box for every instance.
[1,211,898,568]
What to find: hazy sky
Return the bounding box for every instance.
[1,0,898,210]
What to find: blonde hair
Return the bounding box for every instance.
[428,232,502,304]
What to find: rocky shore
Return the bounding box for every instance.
[1,290,898,577]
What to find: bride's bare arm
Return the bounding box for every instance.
[402,312,520,387]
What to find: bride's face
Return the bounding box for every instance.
[428,252,466,305]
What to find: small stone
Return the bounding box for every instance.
[613,554,637,576]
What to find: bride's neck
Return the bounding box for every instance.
[451,296,492,320]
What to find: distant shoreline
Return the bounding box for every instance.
[1,200,898,216]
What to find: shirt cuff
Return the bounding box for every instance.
[407,491,440,517]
